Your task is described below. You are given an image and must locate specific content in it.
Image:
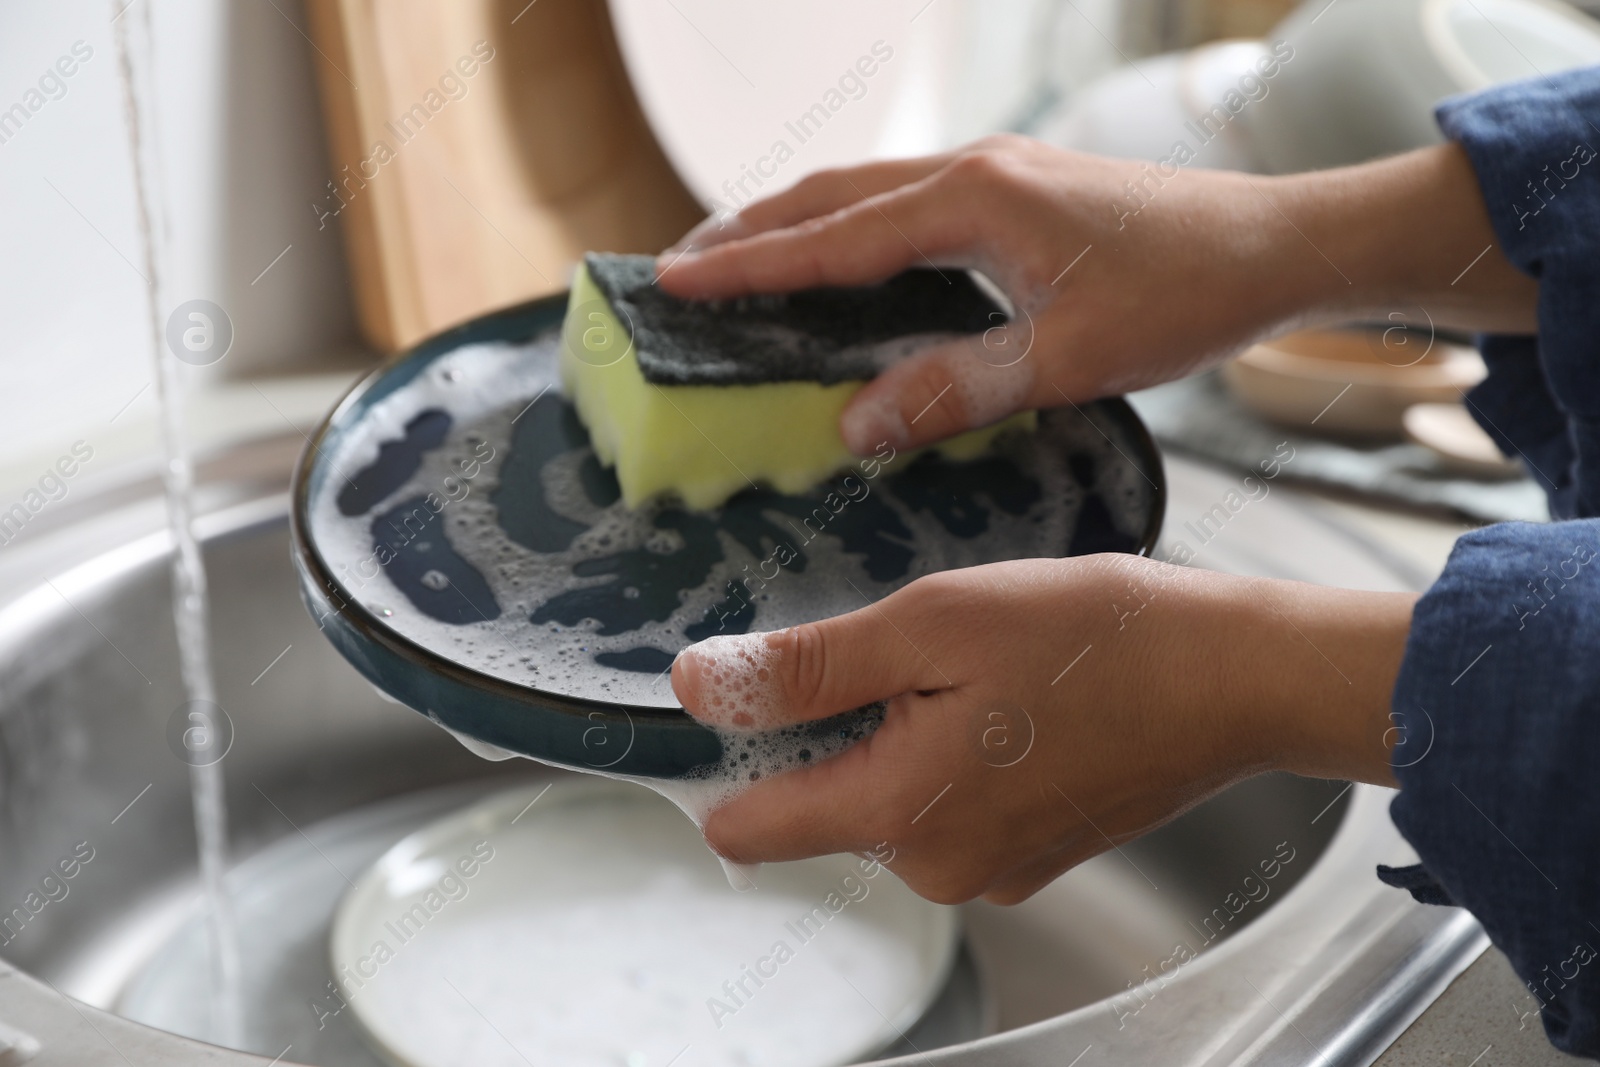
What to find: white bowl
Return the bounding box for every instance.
[1222,328,1486,440]
[1403,401,1523,478]
[1032,39,1274,172]
[1248,0,1600,173]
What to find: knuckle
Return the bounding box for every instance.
[795,167,863,214]
[918,351,967,396]
[944,151,1002,190]
[789,168,841,203]
[982,881,1042,907]
[887,361,969,434]
[972,131,1031,155]
[1084,550,1149,587]
[904,568,965,609]
[774,623,831,711]
[945,144,1023,190]
[791,213,837,242]
[911,866,987,906]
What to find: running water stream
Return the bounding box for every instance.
[112,1,242,1043]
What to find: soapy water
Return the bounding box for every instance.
[307,330,1151,885]
[348,791,937,1067]
[364,884,915,1067]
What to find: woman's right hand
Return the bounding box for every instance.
[655,136,1535,456]
[670,554,1414,905]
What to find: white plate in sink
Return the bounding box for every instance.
[331,778,958,1067]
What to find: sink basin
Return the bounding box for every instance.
[0,434,1483,1066]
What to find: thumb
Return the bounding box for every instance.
[840,330,1038,455]
[672,607,948,731]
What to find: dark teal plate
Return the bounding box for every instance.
[290,292,1165,779]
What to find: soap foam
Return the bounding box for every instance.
[364,886,909,1067]
[427,686,875,891]
[676,631,789,731]
[840,386,908,454]
[306,330,1137,711]
[355,798,929,1067]
[946,335,1036,428]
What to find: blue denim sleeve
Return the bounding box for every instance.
[1377,66,1600,1058]
[1438,66,1600,518]
[1387,523,1600,1053]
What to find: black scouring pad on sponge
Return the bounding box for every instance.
[582,252,1007,387]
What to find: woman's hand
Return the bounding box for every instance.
[656,137,1536,456]
[671,555,1416,905]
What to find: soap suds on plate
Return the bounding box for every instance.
[306,333,1138,709]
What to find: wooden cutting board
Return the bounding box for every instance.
[305,0,704,353]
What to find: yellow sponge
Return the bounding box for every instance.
[560,260,1033,510]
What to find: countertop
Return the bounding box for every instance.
[1379,950,1587,1067]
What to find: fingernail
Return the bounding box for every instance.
[841,391,908,456]
[670,645,704,706]
[655,249,698,277]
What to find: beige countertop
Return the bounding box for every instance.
[1380,949,1587,1067]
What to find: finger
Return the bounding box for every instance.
[661,155,956,256]
[718,157,957,242]
[672,598,951,731]
[839,332,1038,454]
[655,176,971,299]
[700,732,886,863]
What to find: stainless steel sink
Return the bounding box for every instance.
[0,434,1484,1066]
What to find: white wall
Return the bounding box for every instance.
[0,0,365,473]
